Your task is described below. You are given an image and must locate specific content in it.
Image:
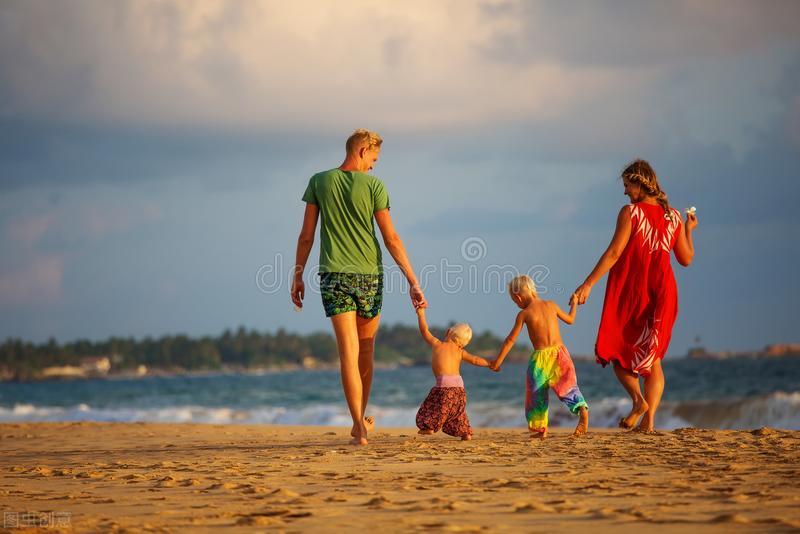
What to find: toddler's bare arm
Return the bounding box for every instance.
[461,351,490,367]
[492,312,525,370]
[416,307,440,346]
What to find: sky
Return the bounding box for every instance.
[1,0,798,355]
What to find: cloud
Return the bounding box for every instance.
[6,213,55,247]
[0,196,164,308]
[5,199,162,244]
[0,1,585,129]
[0,120,326,189]
[1,0,796,137]
[0,211,64,307]
[481,1,800,66]
[0,253,64,307]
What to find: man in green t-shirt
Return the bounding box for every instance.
[292,129,426,445]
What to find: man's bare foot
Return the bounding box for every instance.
[573,407,589,437]
[461,433,472,441]
[619,398,649,429]
[350,416,375,437]
[418,429,434,435]
[349,419,369,445]
[349,435,368,446]
[529,429,547,440]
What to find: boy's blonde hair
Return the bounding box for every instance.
[445,323,472,348]
[509,274,537,296]
[346,129,383,154]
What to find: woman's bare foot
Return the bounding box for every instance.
[529,429,547,440]
[573,407,589,437]
[633,414,657,434]
[418,429,434,435]
[461,433,472,441]
[350,416,375,437]
[619,397,649,429]
[349,435,368,446]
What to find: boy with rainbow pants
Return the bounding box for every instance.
[491,275,589,438]
[526,345,588,433]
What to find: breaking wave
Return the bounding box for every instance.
[1,391,797,430]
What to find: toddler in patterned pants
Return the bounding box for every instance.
[414,307,493,440]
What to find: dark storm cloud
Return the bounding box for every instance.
[480,1,800,67]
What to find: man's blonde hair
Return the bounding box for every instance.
[445,323,472,348]
[509,275,537,296]
[346,129,383,154]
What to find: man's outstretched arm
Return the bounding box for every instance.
[374,208,426,309]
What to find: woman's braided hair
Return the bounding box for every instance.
[622,159,673,221]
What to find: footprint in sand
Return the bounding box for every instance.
[269,488,307,504]
[206,482,240,490]
[240,485,269,494]
[147,461,175,468]
[710,513,750,524]
[155,476,178,487]
[498,479,528,489]
[236,515,283,526]
[30,466,54,477]
[235,507,312,525]
[364,495,391,508]
[590,507,634,520]
[513,500,556,513]
[76,471,104,479]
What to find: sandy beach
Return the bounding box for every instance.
[1,422,799,532]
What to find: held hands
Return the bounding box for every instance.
[570,284,592,306]
[410,284,427,310]
[488,359,501,372]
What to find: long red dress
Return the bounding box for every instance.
[595,202,683,377]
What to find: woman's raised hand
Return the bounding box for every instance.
[571,283,592,305]
[685,211,698,231]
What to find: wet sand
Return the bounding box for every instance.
[1,422,799,532]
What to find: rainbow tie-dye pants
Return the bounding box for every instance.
[526,345,588,432]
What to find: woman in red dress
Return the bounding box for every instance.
[572,160,698,433]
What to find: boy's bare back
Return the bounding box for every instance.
[519,299,566,350]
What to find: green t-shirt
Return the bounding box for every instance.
[302,168,390,275]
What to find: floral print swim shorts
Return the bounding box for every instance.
[319,272,383,319]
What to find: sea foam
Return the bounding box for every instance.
[1,391,798,430]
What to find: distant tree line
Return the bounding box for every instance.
[0,323,518,380]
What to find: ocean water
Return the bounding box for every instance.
[1,357,799,430]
